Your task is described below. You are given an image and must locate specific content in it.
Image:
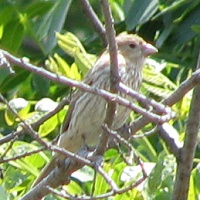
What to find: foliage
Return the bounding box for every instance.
[0,0,200,199]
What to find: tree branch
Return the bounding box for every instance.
[80,0,107,46]
[130,66,200,154]
[94,0,118,156]
[119,82,174,115]
[158,123,182,158]
[0,96,69,145]
[171,51,200,200]
[21,148,90,200]
[1,47,200,162]
[0,50,171,123]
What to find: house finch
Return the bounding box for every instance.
[33,33,157,186]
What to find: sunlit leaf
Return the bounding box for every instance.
[38,108,66,137]
[56,32,87,56]
[4,98,30,126]
[56,32,96,74]
[142,65,177,98]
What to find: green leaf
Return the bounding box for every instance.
[70,63,82,80]
[172,6,200,43]
[47,53,72,77]
[142,66,177,98]
[4,98,30,126]
[146,153,164,193]
[146,153,176,199]
[93,172,110,195]
[56,32,96,74]
[24,152,48,170]
[38,109,66,137]
[191,25,200,34]
[0,5,14,25]
[134,137,157,162]
[0,69,30,93]
[0,67,11,86]
[0,24,3,39]
[32,74,50,96]
[56,32,87,56]
[124,0,159,30]
[46,54,82,80]
[152,0,190,20]
[74,50,96,75]
[36,0,73,54]
[38,115,58,137]
[65,181,85,196]
[7,141,49,175]
[192,164,200,194]
[112,162,126,184]
[156,25,174,48]
[1,21,24,52]
[25,1,53,18]
[45,56,59,74]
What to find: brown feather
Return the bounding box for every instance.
[32,33,157,187]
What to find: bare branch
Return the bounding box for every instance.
[158,123,182,158]
[80,0,107,45]
[104,124,133,153]
[21,149,89,200]
[0,147,45,163]
[131,66,200,131]
[1,15,200,200]
[29,160,146,200]
[0,93,91,166]
[0,96,69,145]
[127,64,200,161]
[94,0,118,156]
[0,49,172,123]
[163,68,200,107]
[119,82,173,115]
[171,51,200,200]
[100,0,119,83]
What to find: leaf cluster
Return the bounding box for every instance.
[0,0,200,199]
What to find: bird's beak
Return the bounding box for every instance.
[143,43,158,57]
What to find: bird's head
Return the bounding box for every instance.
[116,33,158,61]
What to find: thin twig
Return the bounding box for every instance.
[158,123,181,158]
[80,0,107,45]
[94,0,118,156]
[0,93,91,166]
[96,166,119,191]
[171,51,200,200]
[0,96,69,145]
[0,50,172,123]
[130,67,200,134]
[21,149,90,200]
[103,124,133,153]
[0,136,16,161]
[46,163,147,200]
[0,147,46,163]
[163,68,200,106]
[119,82,173,115]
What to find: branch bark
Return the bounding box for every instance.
[130,67,200,154]
[80,0,107,46]
[171,51,200,200]
[94,0,118,155]
[0,50,171,123]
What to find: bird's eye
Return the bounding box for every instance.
[129,43,136,48]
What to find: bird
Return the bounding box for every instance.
[32,32,158,187]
